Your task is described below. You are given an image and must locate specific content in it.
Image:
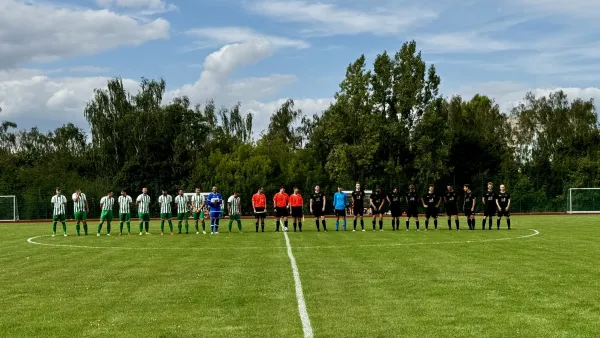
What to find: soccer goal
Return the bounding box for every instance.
[0,195,18,221]
[568,188,600,214]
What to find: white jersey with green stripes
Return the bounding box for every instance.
[100,196,114,211]
[227,195,241,215]
[174,195,188,214]
[72,193,86,213]
[191,193,205,209]
[51,195,67,215]
[136,194,151,213]
[158,195,172,213]
[118,195,132,214]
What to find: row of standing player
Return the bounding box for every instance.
[249,182,511,232]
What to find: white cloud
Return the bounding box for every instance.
[0,0,170,69]
[186,27,309,50]
[96,0,177,15]
[246,0,438,36]
[514,0,600,19]
[420,33,517,53]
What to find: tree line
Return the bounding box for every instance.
[1,41,599,219]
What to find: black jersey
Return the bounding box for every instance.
[424,193,439,207]
[406,191,419,208]
[389,192,402,208]
[445,191,457,207]
[497,192,510,207]
[371,193,385,207]
[484,191,497,207]
[311,192,324,207]
[352,190,365,206]
[463,191,474,210]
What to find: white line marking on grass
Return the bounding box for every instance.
[26,229,540,251]
[283,231,313,338]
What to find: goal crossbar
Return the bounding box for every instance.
[568,188,600,214]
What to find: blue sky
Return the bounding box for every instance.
[1,0,600,135]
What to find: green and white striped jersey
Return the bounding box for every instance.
[136,194,151,213]
[100,196,114,211]
[158,195,172,213]
[51,195,67,215]
[118,195,132,213]
[191,193,205,209]
[227,195,241,215]
[174,195,188,213]
[72,193,87,213]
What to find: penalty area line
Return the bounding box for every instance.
[283,231,313,338]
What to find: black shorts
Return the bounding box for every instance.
[291,206,303,218]
[498,208,510,217]
[275,207,289,218]
[335,209,346,217]
[371,208,382,215]
[425,207,438,218]
[391,207,402,218]
[406,207,418,218]
[464,209,474,217]
[312,206,324,217]
[254,207,266,218]
[484,206,496,217]
[353,205,363,216]
[446,204,458,216]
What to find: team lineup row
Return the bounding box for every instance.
[47,182,512,236]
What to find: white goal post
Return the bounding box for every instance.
[568,188,600,214]
[0,195,18,221]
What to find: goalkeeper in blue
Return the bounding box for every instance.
[207,186,223,234]
[333,186,348,231]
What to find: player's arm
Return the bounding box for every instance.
[496,195,501,210]
[63,196,67,207]
[436,196,441,208]
[309,197,313,213]
[252,197,256,213]
[100,198,104,209]
[370,197,376,209]
[506,194,511,210]
[471,197,475,211]
[482,196,486,205]
[321,195,326,211]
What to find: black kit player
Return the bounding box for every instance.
[444,185,459,230]
[463,184,476,230]
[422,184,441,230]
[482,182,497,230]
[370,188,386,231]
[351,183,366,232]
[387,187,402,230]
[405,185,420,231]
[496,184,511,230]
[310,185,327,231]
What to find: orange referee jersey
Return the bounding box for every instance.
[252,193,266,208]
[290,194,303,207]
[273,192,290,208]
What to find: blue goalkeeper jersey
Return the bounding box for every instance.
[333,192,348,210]
[207,193,223,212]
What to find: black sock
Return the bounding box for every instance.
[299,222,302,231]
[293,222,297,231]
[361,219,364,229]
[372,220,376,229]
[455,219,459,230]
[447,219,451,229]
[379,220,383,229]
[507,218,511,229]
[284,220,288,228]
[497,219,501,229]
[434,219,438,229]
[488,218,492,229]
[316,219,320,230]
[145,222,149,232]
[322,220,327,231]
[425,220,429,229]
[261,222,265,232]
[406,220,409,229]
[353,219,357,230]
[276,221,280,231]
[416,221,420,229]
[392,219,395,230]
[482,219,486,230]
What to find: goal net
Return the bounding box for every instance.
[569,188,600,214]
[0,195,18,221]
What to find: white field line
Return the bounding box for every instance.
[26,229,540,251]
[283,231,313,338]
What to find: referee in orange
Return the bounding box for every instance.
[273,186,290,232]
[252,187,267,232]
[290,187,304,232]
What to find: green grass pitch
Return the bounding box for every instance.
[1,215,600,337]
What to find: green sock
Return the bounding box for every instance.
[76,223,80,234]
[127,222,131,232]
[97,223,102,233]
[195,222,199,231]
[178,221,182,233]
[168,220,173,232]
[237,220,242,231]
[62,222,67,233]
[184,222,189,233]
[52,222,57,234]
[160,220,165,232]
[83,223,88,235]
[107,222,111,234]
[228,220,233,232]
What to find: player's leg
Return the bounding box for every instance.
[119,213,124,234]
[482,214,487,230]
[488,210,493,230]
[52,215,58,236]
[497,212,502,230]
[455,214,460,230]
[293,215,297,232]
[342,214,347,231]
[335,213,340,231]
[228,214,233,233]
[425,210,430,230]
[82,212,88,235]
[236,214,242,232]
[106,212,113,235]
[255,214,260,232]
[214,211,220,233]
[167,213,173,233]
[447,214,452,230]
[298,215,302,232]
[321,216,327,231]
[97,211,105,235]
[201,210,206,234]
[260,214,265,232]
[275,215,280,232]
[139,213,144,235]
[378,213,383,231]
[177,213,183,234]
[284,215,288,231]
[506,210,511,229]
[160,213,166,234]
[405,215,410,231]
[75,213,81,235]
